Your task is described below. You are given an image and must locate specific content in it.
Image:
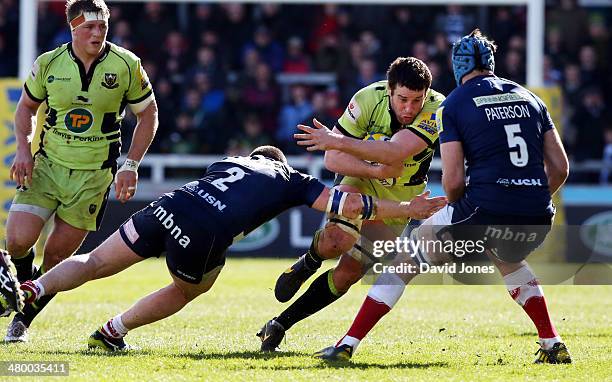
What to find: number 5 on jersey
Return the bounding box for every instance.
[504,124,528,167]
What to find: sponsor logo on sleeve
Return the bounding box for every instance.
[345,97,361,123]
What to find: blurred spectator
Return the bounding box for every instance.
[545,27,568,70]
[241,62,280,135]
[309,4,340,53]
[497,50,525,84]
[219,3,254,70]
[428,61,454,96]
[226,114,272,156]
[547,0,590,54]
[579,45,604,87]
[152,77,178,152]
[242,25,284,73]
[283,36,311,73]
[277,85,313,153]
[435,5,475,44]
[135,3,175,61]
[588,13,610,70]
[161,113,201,154]
[345,59,383,103]
[412,40,431,63]
[314,34,350,74]
[309,89,342,133]
[571,87,605,163]
[543,55,562,86]
[382,7,420,64]
[186,46,224,88]
[110,19,132,47]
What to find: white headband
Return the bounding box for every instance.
[70,11,108,31]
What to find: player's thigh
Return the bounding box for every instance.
[169,264,224,302]
[43,215,89,265]
[323,180,368,248]
[89,230,146,279]
[55,166,114,232]
[5,211,47,256]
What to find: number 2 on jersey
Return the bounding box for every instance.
[504,124,528,167]
[211,167,246,191]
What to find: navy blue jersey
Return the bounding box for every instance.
[174,155,325,240]
[438,75,554,216]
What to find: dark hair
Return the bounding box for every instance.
[250,145,287,164]
[66,0,110,24]
[387,57,432,92]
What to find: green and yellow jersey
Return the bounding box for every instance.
[25,42,154,170]
[337,80,445,188]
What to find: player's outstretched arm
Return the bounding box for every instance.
[311,188,447,221]
[115,100,159,203]
[11,90,41,188]
[542,129,569,196]
[295,119,427,165]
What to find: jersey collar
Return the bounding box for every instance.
[67,42,111,92]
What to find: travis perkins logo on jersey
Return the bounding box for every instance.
[101,73,119,89]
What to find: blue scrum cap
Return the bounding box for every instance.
[451,29,496,86]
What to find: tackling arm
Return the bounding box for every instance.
[311,187,447,221]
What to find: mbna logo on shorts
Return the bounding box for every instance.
[65,108,94,133]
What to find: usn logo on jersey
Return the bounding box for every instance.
[65,108,94,133]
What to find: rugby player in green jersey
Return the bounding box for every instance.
[4,0,158,342]
[258,57,445,351]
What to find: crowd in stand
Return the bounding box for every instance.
[0,0,610,182]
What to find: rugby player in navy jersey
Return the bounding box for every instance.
[316,29,571,364]
[0,146,446,351]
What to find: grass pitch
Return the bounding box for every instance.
[1,258,611,381]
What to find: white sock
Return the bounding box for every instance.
[338,335,361,350]
[368,272,406,308]
[32,280,45,299]
[540,336,563,350]
[101,315,129,338]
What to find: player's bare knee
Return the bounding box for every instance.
[172,281,202,303]
[332,263,362,293]
[42,249,72,270]
[319,225,356,258]
[5,236,34,259]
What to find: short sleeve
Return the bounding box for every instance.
[407,111,439,147]
[289,169,326,207]
[437,103,461,144]
[24,56,47,103]
[535,96,555,133]
[336,89,370,139]
[126,59,154,113]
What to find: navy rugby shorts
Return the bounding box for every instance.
[433,197,554,263]
[119,193,232,283]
